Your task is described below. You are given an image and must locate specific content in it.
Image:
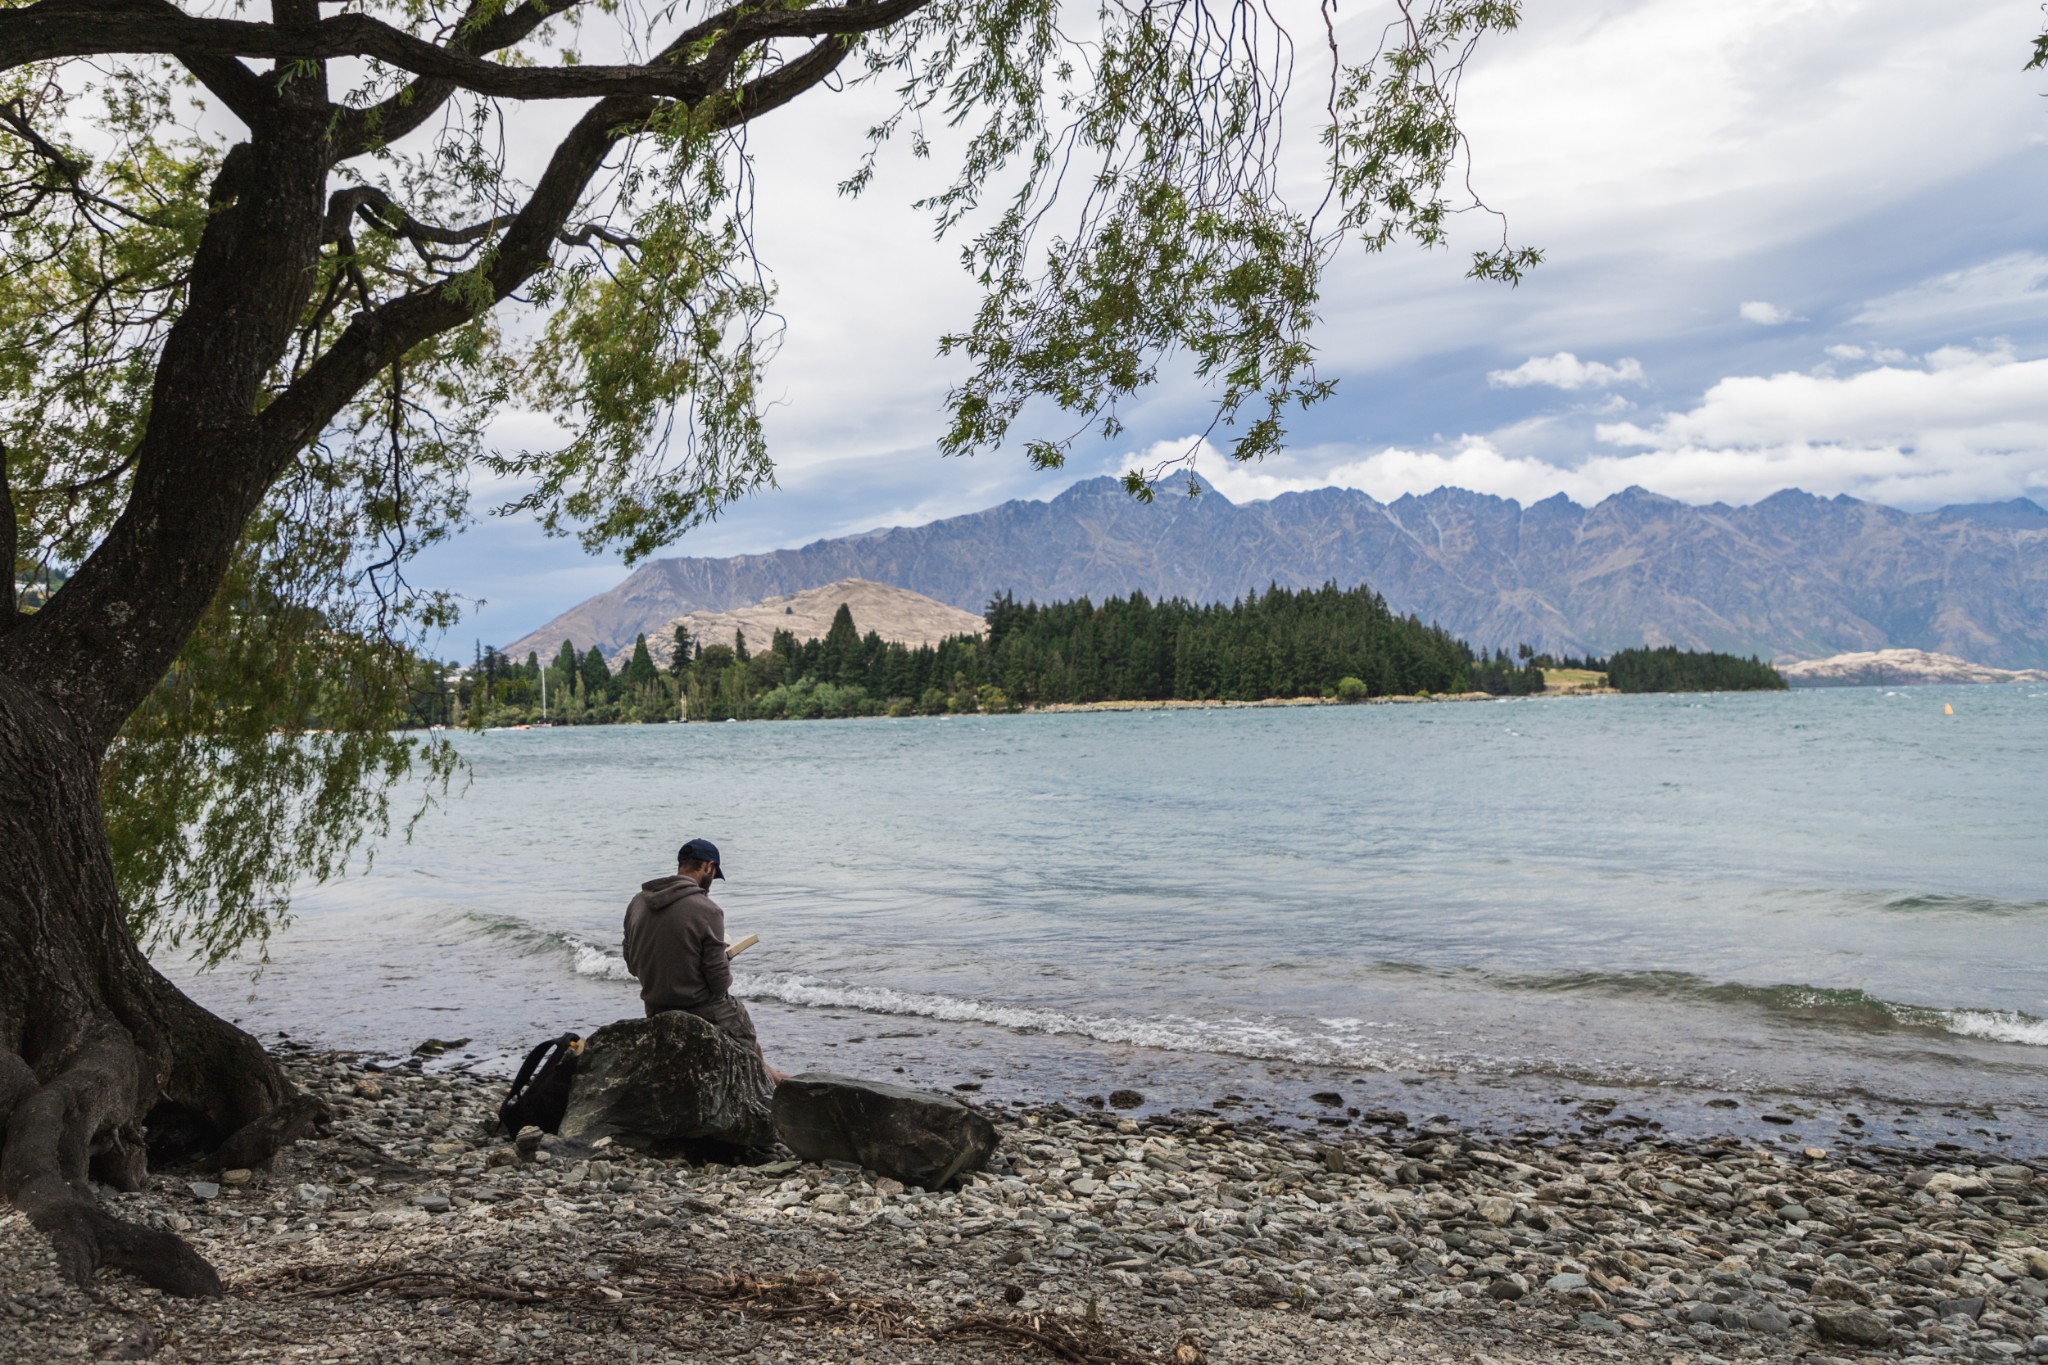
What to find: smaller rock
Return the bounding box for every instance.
[1476,1196,1516,1226]
[1485,1273,1528,1301]
[775,1075,998,1189]
[1937,1297,1985,1322]
[2020,1249,2048,1281]
[186,1181,220,1201]
[1308,1092,1343,1107]
[1576,1312,1621,1336]
[1811,1274,1872,1304]
[1545,1273,1587,1294]
[1747,1305,1792,1335]
[412,1037,470,1057]
[219,1168,252,1186]
[1108,1090,1143,1110]
[1812,1304,1892,1348]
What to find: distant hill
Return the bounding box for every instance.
[1778,649,2048,687]
[503,478,2048,669]
[602,579,983,670]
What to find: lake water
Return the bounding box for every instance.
[163,685,2048,1156]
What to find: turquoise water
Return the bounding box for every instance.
[165,685,2048,1149]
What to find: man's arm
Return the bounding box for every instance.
[699,906,733,1000]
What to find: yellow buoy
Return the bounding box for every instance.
[1944,703,1954,715]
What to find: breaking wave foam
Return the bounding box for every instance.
[1500,968,2048,1048]
[494,916,2048,1066]
[555,930,1402,1068]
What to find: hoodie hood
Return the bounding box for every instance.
[637,874,706,911]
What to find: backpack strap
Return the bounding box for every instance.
[505,1032,578,1104]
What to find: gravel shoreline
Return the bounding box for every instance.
[7,1048,2047,1364]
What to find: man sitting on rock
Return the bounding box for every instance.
[622,837,786,1084]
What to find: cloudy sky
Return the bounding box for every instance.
[421,0,2048,650]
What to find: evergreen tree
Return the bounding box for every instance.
[819,603,862,684]
[624,634,660,690]
[582,646,612,698]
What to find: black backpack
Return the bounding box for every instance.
[498,1033,582,1136]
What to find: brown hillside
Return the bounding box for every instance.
[610,579,984,669]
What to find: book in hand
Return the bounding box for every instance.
[725,934,759,960]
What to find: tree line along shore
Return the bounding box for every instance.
[413,584,1786,728]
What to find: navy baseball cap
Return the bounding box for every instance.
[677,838,725,878]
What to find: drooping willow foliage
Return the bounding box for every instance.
[0,0,1531,959]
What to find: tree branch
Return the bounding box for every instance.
[0,0,925,102]
[330,0,583,160]
[267,6,901,449]
[325,184,639,261]
[262,94,660,463]
[175,53,271,127]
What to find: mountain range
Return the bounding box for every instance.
[503,478,2048,669]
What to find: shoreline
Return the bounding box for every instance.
[453,684,1648,732]
[15,1048,2047,1363]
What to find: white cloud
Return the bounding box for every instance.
[1824,344,1908,363]
[1592,344,2048,505]
[1853,252,2048,329]
[1739,300,1796,325]
[1181,345,2048,513]
[1487,352,1646,390]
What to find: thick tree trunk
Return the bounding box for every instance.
[0,674,325,1294]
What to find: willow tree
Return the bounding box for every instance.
[0,0,1528,1292]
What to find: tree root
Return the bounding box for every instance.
[0,1006,317,1298]
[209,1091,329,1173]
[28,1199,223,1298]
[1,1025,223,1295]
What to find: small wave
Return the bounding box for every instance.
[1943,1010,2048,1047]
[457,911,2048,1066]
[567,937,634,982]
[1499,968,2048,1048]
[734,971,1405,1070]
[526,931,1410,1068]
[1877,892,2047,918]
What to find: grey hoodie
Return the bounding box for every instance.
[621,875,731,1013]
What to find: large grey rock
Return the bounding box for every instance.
[559,1012,774,1157]
[1812,1304,1893,1349]
[772,1073,998,1188]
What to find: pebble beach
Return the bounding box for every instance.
[8,1048,2048,1364]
